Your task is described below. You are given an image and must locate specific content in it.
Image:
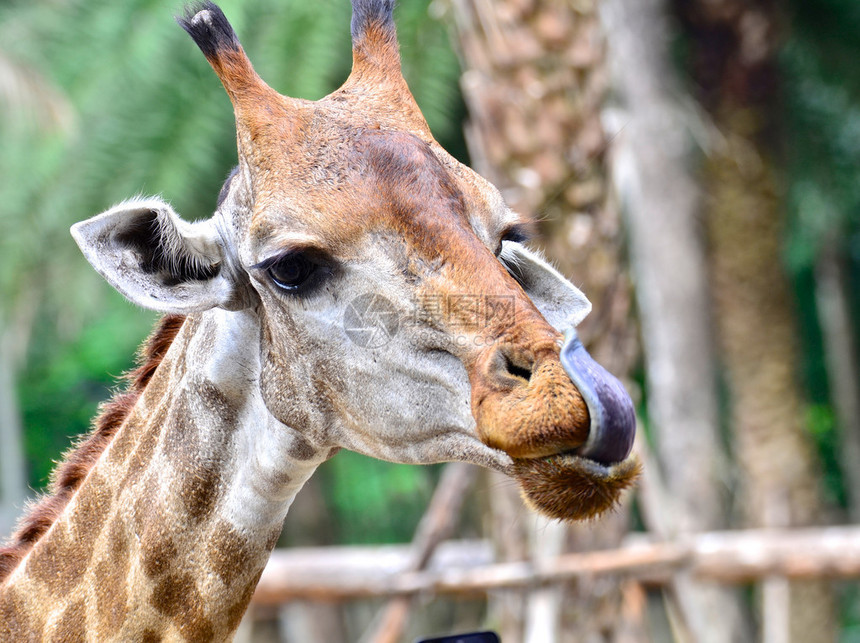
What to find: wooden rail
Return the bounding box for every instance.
[251,526,860,605]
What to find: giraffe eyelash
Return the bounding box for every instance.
[500,223,535,245]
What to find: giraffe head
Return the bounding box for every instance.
[70,0,638,521]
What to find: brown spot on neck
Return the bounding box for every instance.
[0,585,41,638]
[51,598,86,642]
[287,434,319,461]
[150,571,215,642]
[209,521,257,587]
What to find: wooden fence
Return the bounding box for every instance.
[251,526,860,605]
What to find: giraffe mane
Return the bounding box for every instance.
[0,314,186,584]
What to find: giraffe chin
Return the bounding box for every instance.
[512,452,641,521]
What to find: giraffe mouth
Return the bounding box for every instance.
[511,328,640,521]
[512,452,641,521]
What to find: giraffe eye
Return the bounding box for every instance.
[253,246,338,296]
[266,253,318,291]
[252,250,331,294]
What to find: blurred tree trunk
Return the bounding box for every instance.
[0,332,28,540]
[600,0,750,640]
[0,294,36,541]
[673,1,836,641]
[448,1,639,640]
[815,243,860,522]
[0,53,70,543]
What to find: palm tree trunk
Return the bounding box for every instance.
[675,1,836,639]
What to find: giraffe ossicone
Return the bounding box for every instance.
[1,1,639,639]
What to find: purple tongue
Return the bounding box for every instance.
[559,328,636,465]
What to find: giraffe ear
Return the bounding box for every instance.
[71,197,236,314]
[499,241,592,331]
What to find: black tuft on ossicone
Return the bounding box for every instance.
[177,1,240,59]
[351,0,395,41]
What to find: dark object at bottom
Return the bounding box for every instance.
[415,632,501,643]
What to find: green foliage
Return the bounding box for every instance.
[805,402,845,509]
[843,582,860,643]
[18,296,155,488]
[782,0,860,521]
[1,0,464,543]
[395,1,464,144]
[319,451,439,544]
[783,0,860,269]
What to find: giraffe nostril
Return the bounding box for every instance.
[504,354,532,381]
[497,346,534,383]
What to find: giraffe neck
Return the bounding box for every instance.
[1,309,330,641]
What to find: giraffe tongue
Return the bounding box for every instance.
[559,328,636,465]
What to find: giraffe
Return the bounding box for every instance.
[0,1,640,640]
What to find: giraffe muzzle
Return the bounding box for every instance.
[559,328,636,465]
[509,330,640,521]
